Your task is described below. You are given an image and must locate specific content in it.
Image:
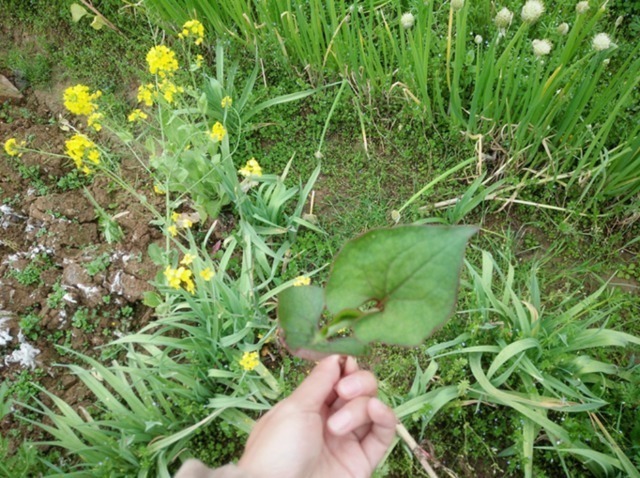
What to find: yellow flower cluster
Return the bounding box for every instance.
[65,134,100,175]
[87,112,103,132]
[147,45,179,78]
[167,211,194,237]
[292,276,311,287]
[137,83,155,107]
[221,96,232,108]
[200,267,215,281]
[178,19,205,46]
[239,351,260,371]
[210,122,227,142]
[159,79,184,104]
[4,138,26,157]
[164,265,195,294]
[194,54,204,69]
[63,84,102,116]
[128,109,148,123]
[239,158,263,177]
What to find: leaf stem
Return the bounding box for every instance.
[395,423,440,478]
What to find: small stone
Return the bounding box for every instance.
[0,75,23,100]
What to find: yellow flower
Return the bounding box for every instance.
[221,96,232,108]
[200,267,215,280]
[178,19,205,45]
[171,211,180,221]
[137,83,155,107]
[194,54,204,69]
[292,276,311,287]
[239,158,263,177]
[63,84,101,116]
[87,112,103,131]
[147,45,179,78]
[87,149,101,165]
[159,79,184,104]
[181,253,195,265]
[239,351,260,371]
[64,134,100,172]
[4,138,25,157]
[179,218,193,228]
[168,225,178,237]
[183,277,195,294]
[209,122,226,142]
[153,184,165,195]
[164,266,182,289]
[128,109,148,122]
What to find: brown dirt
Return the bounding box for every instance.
[0,77,162,450]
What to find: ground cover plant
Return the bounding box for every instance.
[0,0,638,477]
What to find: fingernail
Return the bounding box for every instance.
[328,410,352,433]
[338,376,362,398]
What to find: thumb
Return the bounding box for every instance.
[288,355,343,411]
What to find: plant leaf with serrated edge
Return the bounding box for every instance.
[325,225,477,346]
[278,285,368,360]
[70,3,88,22]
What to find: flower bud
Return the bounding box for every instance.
[401,12,415,29]
[532,39,552,57]
[575,1,589,14]
[592,32,612,51]
[521,0,545,24]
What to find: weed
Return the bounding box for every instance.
[6,253,54,286]
[71,308,96,333]
[18,313,41,342]
[85,252,110,277]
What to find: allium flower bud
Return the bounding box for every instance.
[451,0,465,11]
[532,39,553,57]
[556,22,569,35]
[494,7,514,29]
[575,1,589,14]
[521,0,545,24]
[475,35,483,45]
[401,12,415,29]
[592,33,612,51]
[615,16,623,27]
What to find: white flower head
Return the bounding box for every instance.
[452,0,465,11]
[575,1,589,14]
[495,7,514,29]
[475,34,483,45]
[522,0,545,24]
[401,12,415,29]
[556,22,569,35]
[592,32,612,51]
[532,39,553,57]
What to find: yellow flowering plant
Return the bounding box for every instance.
[21,23,325,477]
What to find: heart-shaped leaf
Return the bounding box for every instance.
[70,3,88,22]
[278,286,368,359]
[326,226,477,346]
[278,226,476,358]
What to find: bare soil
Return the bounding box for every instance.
[0,75,162,448]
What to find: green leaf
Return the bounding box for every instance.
[70,3,88,22]
[278,285,368,359]
[142,291,162,308]
[326,226,477,346]
[278,226,476,358]
[90,15,107,30]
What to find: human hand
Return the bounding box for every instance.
[237,355,397,478]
